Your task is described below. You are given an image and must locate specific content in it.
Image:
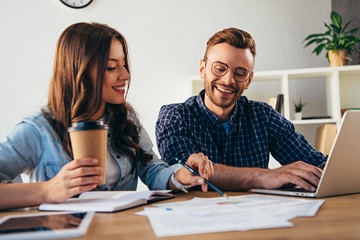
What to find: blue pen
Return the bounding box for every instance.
[177,158,228,199]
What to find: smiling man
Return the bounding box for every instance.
[156,28,326,191]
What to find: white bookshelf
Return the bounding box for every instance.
[189,65,360,166]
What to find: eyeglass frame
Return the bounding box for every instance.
[204,57,253,82]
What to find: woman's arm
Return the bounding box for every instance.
[0,158,102,210]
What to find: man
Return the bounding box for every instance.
[156,28,326,191]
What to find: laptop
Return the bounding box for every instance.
[250,110,360,198]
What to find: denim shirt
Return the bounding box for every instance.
[0,111,181,190]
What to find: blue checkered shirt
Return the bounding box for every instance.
[156,90,326,168]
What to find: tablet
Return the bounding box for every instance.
[0,211,94,240]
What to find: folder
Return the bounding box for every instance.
[315,124,337,156]
[268,97,277,109]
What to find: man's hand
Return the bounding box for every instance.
[174,153,214,192]
[43,158,103,203]
[255,161,323,191]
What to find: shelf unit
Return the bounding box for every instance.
[189,65,360,146]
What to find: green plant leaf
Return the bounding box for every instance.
[346,27,359,35]
[313,43,326,55]
[330,24,341,34]
[303,33,327,41]
[293,98,307,112]
[303,11,360,60]
[331,11,342,29]
[342,20,353,33]
[339,39,345,47]
[304,38,326,47]
[346,36,356,42]
[344,40,355,48]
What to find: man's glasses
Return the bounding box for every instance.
[205,57,252,82]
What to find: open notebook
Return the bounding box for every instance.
[39,190,173,212]
[250,110,360,198]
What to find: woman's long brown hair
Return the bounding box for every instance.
[42,22,152,173]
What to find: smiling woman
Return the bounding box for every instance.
[0,22,213,210]
[87,39,130,120]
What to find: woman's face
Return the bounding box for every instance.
[89,38,130,112]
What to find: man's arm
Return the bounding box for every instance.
[267,107,327,167]
[156,105,199,165]
[156,104,324,191]
[209,161,322,191]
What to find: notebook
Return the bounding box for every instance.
[250,110,360,198]
[0,212,94,240]
[39,190,173,212]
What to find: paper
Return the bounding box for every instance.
[145,207,292,237]
[140,194,324,237]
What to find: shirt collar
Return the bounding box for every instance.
[196,89,241,127]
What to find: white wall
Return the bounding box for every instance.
[0,0,331,149]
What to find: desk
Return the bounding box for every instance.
[1,191,360,240]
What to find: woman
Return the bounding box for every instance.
[0,22,213,210]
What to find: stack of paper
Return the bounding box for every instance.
[137,194,324,237]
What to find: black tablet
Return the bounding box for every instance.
[0,211,94,240]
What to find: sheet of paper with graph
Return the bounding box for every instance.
[137,194,324,237]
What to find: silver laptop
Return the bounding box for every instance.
[250,110,360,198]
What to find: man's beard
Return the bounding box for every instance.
[204,73,244,109]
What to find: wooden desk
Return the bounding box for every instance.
[1,191,360,240]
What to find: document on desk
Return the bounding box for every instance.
[140,194,324,237]
[145,207,292,237]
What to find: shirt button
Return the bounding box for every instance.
[116,155,120,159]
[248,151,252,155]
[202,147,206,152]
[222,159,226,164]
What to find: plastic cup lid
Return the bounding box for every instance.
[68,120,108,131]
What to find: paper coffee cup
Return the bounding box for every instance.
[68,120,108,185]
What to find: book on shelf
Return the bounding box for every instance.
[301,116,331,120]
[39,190,174,213]
[267,94,284,114]
[314,124,337,156]
[275,94,284,114]
[268,97,277,110]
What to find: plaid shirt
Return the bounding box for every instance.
[156,90,326,168]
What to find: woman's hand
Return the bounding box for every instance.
[43,158,103,203]
[174,153,214,192]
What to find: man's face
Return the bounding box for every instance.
[200,43,254,112]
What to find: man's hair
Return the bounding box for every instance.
[204,27,256,59]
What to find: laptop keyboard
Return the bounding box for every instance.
[280,187,315,193]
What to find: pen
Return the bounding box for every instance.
[177,158,228,199]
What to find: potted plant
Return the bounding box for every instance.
[293,98,307,120]
[303,11,360,67]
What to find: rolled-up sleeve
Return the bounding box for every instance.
[136,122,181,190]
